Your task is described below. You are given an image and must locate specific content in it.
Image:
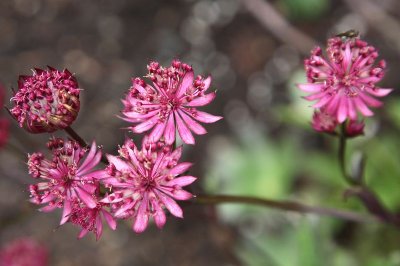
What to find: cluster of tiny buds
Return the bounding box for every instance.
[147,60,192,85]
[10,67,80,133]
[27,152,45,179]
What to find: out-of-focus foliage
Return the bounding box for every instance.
[279,0,330,21]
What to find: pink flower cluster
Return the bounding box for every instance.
[22,60,221,239]
[0,238,48,266]
[298,36,392,135]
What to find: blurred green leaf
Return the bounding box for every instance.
[279,0,330,21]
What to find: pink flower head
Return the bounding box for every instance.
[28,138,105,225]
[298,37,392,122]
[121,60,222,145]
[69,198,116,240]
[101,136,196,233]
[0,238,48,266]
[10,67,80,133]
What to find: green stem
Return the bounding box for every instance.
[194,194,377,223]
[64,126,108,164]
[65,126,88,148]
[338,123,358,185]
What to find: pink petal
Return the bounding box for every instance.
[172,189,193,200]
[304,91,326,101]
[185,92,216,107]
[203,76,212,91]
[346,98,357,121]
[354,97,374,116]
[312,95,332,109]
[166,176,197,187]
[325,94,340,115]
[170,146,183,160]
[78,229,89,239]
[175,112,195,145]
[78,151,102,176]
[131,116,159,133]
[337,96,348,123]
[164,113,176,145]
[95,215,103,240]
[157,192,183,218]
[177,70,194,98]
[366,87,393,97]
[78,141,97,173]
[149,121,166,143]
[297,83,324,93]
[106,155,131,172]
[82,183,97,194]
[358,93,382,108]
[133,198,149,233]
[190,110,222,123]
[102,210,117,230]
[75,187,97,209]
[178,110,207,135]
[114,200,136,217]
[37,192,56,204]
[84,170,110,180]
[358,76,381,83]
[39,204,58,213]
[169,163,193,176]
[100,177,129,188]
[132,82,147,95]
[100,193,125,204]
[121,109,159,122]
[342,43,352,70]
[60,200,71,225]
[152,199,166,229]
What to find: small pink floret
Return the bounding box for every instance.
[27,138,104,225]
[101,136,197,233]
[121,60,222,145]
[298,37,392,122]
[69,199,117,240]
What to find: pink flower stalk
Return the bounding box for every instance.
[0,83,9,148]
[10,67,80,133]
[298,37,392,122]
[121,60,222,145]
[312,108,364,137]
[101,136,196,233]
[28,138,105,225]
[69,198,116,240]
[0,238,48,266]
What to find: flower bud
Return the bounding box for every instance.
[10,67,80,133]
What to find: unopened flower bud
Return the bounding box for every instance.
[10,67,80,133]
